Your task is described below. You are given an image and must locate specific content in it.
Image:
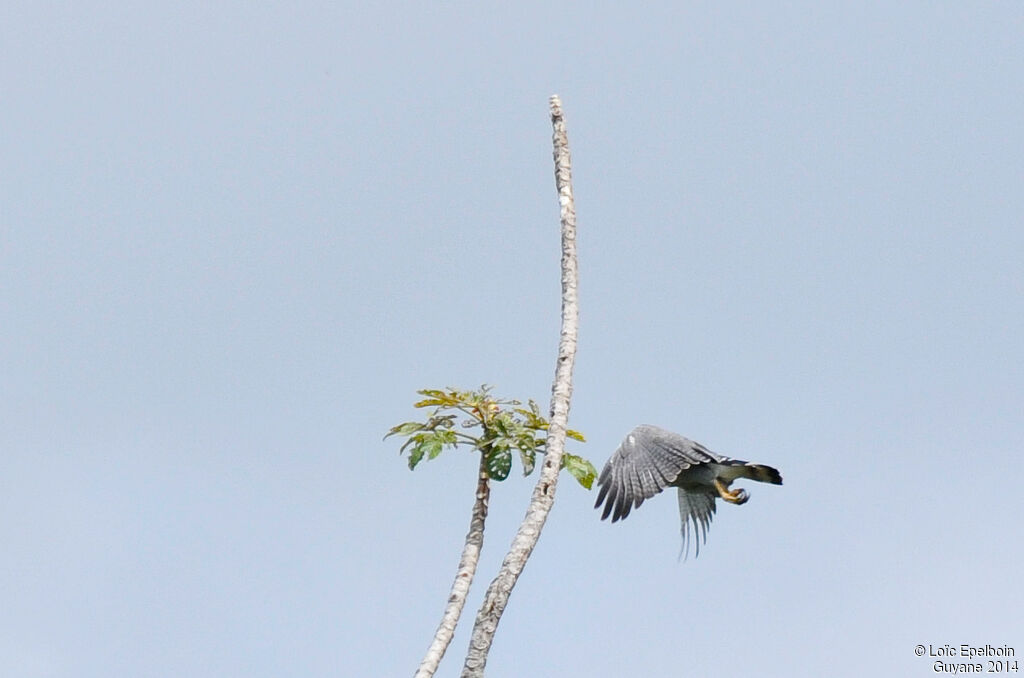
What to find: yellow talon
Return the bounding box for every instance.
[714,478,748,505]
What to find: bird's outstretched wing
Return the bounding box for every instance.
[594,424,723,522]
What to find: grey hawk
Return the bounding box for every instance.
[594,425,782,558]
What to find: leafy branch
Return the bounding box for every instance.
[385,385,594,488]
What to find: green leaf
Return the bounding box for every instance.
[518,445,536,476]
[562,453,598,490]
[384,421,423,439]
[565,428,586,443]
[492,415,511,436]
[408,444,426,470]
[485,446,513,481]
[514,411,544,430]
[413,398,448,408]
[423,436,443,460]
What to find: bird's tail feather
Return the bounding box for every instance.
[742,463,783,485]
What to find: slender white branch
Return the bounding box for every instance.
[460,94,580,678]
[414,456,491,678]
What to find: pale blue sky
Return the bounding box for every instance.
[2,3,1022,677]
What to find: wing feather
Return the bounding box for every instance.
[677,488,717,560]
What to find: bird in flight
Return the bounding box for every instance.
[594,425,782,558]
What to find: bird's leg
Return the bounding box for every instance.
[714,478,749,505]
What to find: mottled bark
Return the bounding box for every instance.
[413,456,491,678]
[460,94,579,678]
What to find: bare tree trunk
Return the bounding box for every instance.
[414,455,491,678]
[460,94,580,678]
